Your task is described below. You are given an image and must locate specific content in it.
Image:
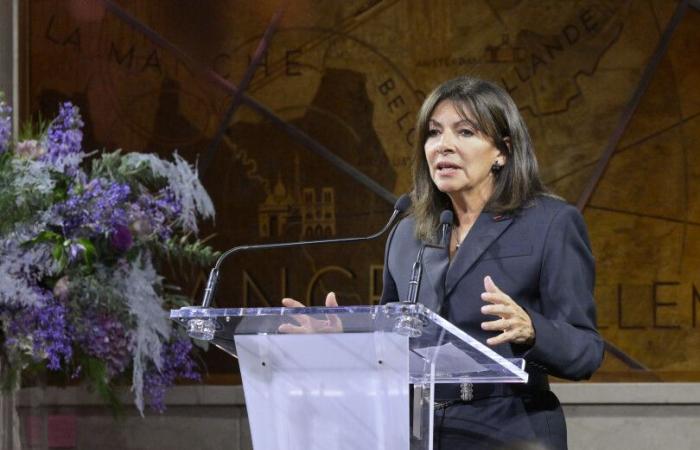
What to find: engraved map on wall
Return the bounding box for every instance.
[25,0,700,379]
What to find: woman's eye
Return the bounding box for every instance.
[427,128,440,137]
[459,129,474,137]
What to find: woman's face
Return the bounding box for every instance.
[424,99,504,198]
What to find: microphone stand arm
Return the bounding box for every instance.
[200,208,402,307]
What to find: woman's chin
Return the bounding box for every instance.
[434,182,465,194]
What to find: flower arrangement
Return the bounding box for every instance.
[0,94,218,413]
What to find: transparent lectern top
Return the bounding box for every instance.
[170,302,528,384]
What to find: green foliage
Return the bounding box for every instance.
[18,114,49,142]
[65,270,136,325]
[91,150,168,192]
[81,356,124,418]
[151,234,220,283]
[0,154,53,234]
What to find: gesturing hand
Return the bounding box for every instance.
[480,276,535,346]
[278,292,343,333]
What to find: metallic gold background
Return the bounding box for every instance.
[22,0,700,381]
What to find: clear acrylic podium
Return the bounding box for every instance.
[170,302,528,450]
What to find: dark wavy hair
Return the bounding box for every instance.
[412,76,548,242]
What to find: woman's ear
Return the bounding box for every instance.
[498,137,511,166]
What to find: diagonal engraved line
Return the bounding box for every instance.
[199,0,288,177]
[547,111,700,186]
[604,342,651,372]
[587,204,700,227]
[576,0,691,373]
[99,0,397,205]
[589,199,697,374]
[576,0,689,211]
[483,0,507,26]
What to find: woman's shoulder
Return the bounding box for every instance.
[385,215,422,261]
[518,195,589,238]
[391,214,418,241]
[521,194,580,220]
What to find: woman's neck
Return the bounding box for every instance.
[448,189,490,227]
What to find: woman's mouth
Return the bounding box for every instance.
[435,161,460,176]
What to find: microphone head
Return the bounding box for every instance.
[439,209,454,226]
[394,194,412,213]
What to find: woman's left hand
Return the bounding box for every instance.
[278,292,343,333]
[480,276,535,346]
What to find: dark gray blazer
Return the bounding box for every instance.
[381,196,604,448]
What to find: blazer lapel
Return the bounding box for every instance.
[445,213,513,296]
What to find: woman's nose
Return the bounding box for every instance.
[436,132,456,153]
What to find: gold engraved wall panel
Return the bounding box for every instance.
[21,0,700,380]
[586,6,700,380]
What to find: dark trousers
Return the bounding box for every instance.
[433,391,567,450]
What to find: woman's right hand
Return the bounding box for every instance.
[279,292,343,333]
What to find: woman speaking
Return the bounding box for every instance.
[285,76,604,449]
[381,76,604,449]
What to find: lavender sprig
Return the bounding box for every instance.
[53,178,131,238]
[143,338,200,412]
[41,102,85,175]
[3,288,72,370]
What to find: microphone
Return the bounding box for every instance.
[199,194,412,307]
[439,210,454,248]
[405,209,453,304]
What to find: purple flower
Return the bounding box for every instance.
[110,224,133,253]
[67,242,85,262]
[54,178,131,238]
[143,338,200,412]
[156,188,182,218]
[74,309,133,377]
[41,102,84,175]
[3,288,73,370]
[0,99,11,155]
[127,189,180,240]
